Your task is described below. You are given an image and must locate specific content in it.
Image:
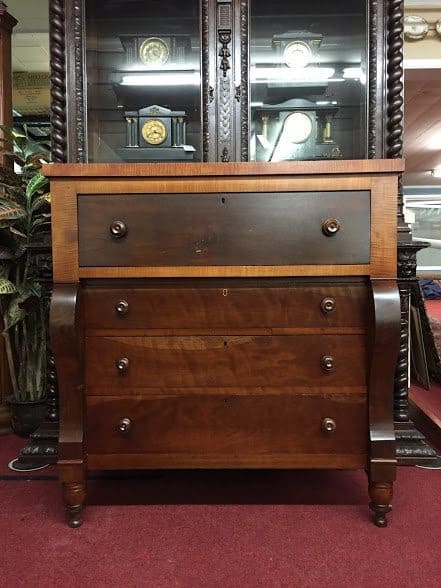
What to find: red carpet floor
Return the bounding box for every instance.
[425,299,441,321]
[1,435,440,587]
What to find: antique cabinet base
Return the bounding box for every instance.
[46,161,402,527]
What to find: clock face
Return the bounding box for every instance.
[283,41,312,69]
[139,37,170,67]
[283,112,313,143]
[141,119,168,145]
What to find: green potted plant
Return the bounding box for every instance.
[0,126,51,436]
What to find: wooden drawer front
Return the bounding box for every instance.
[83,283,368,331]
[78,191,370,267]
[85,335,366,390]
[86,394,367,455]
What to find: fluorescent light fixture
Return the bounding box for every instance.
[431,168,441,178]
[250,66,335,83]
[404,59,441,69]
[121,71,200,86]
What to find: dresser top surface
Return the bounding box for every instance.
[42,159,404,179]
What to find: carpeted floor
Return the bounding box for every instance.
[1,435,440,587]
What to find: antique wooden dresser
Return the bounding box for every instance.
[46,159,402,527]
[44,0,423,526]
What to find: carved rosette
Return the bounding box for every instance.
[398,245,418,280]
[49,0,67,163]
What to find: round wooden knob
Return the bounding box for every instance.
[320,297,336,314]
[115,300,129,316]
[321,355,334,372]
[321,417,337,433]
[116,357,129,374]
[110,220,128,238]
[117,418,131,434]
[322,219,341,236]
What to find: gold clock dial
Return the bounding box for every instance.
[283,41,312,69]
[141,119,167,145]
[139,37,170,67]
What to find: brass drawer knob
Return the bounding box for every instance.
[321,355,334,372]
[116,357,129,374]
[115,300,129,316]
[117,418,131,434]
[321,417,337,433]
[322,219,341,236]
[320,297,336,314]
[110,220,128,238]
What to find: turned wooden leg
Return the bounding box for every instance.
[369,481,393,528]
[62,480,86,528]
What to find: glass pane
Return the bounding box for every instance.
[86,0,201,163]
[405,194,441,275]
[249,0,367,162]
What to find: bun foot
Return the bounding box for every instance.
[374,513,388,528]
[67,506,83,528]
[63,481,86,528]
[368,481,393,528]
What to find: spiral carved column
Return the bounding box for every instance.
[17,0,68,464]
[386,1,436,463]
[49,0,67,163]
[19,245,59,464]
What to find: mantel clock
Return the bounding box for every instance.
[120,35,192,68]
[120,104,195,162]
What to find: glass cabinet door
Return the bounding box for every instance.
[85,0,202,163]
[249,0,368,162]
[82,0,369,164]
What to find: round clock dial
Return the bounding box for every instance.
[142,119,167,145]
[283,41,312,69]
[283,112,313,144]
[139,37,170,67]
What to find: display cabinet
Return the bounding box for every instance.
[46,0,434,527]
[52,0,390,164]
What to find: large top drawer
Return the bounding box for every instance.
[46,161,399,280]
[78,191,369,268]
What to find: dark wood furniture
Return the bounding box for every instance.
[46,159,402,527]
[44,0,435,525]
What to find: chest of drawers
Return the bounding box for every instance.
[46,160,402,527]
